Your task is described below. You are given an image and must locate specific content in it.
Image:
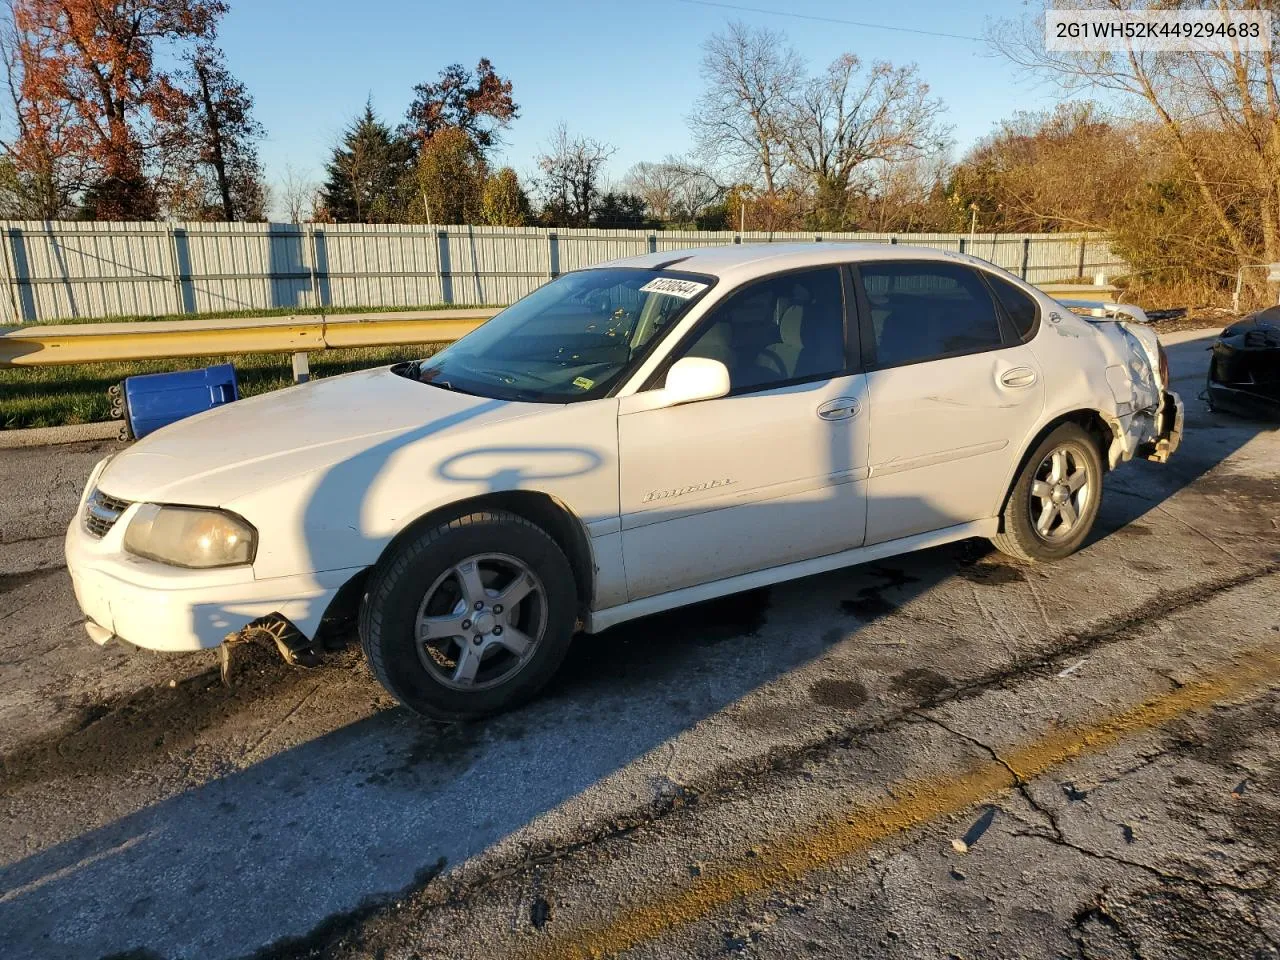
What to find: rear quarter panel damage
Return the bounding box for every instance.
[1026,302,1163,469]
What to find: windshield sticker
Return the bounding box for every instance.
[572,376,595,390]
[639,277,709,300]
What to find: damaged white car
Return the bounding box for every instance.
[66,245,1183,719]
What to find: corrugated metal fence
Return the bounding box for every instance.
[0,222,1125,324]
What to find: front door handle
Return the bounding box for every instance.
[818,397,862,420]
[998,366,1038,389]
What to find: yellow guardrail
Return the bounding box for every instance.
[1038,283,1119,303]
[0,308,501,368]
[0,282,1120,370]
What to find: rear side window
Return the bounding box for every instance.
[859,262,1004,368]
[987,274,1040,341]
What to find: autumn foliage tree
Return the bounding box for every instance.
[949,104,1142,234]
[10,0,224,218]
[480,167,530,226]
[403,58,518,156]
[415,126,485,224]
[2,0,263,220]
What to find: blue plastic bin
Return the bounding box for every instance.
[122,363,240,439]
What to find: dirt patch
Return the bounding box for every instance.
[956,560,1026,586]
[0,564,66,594]
[840,591,897,618]
[363,715,490,789]
[1166,691,1280,769]
[1127,559,1171,574]
[0,643,360,793]
[733,701,811,734]
[889,667,953,701]
[1194,471,1280,508]
[840,565,923,619]
[809,677,869,711]
[860,565,920,589]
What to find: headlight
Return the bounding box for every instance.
[123,505,256,568]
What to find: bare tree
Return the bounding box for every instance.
[780,54,950,229]
[182,44,266,221]
[535,123,615,227]
[278,163,318,223]
[622,159,685,221]
[671,161,726,222]
[689,21,802,194]
[862,152,957,233]
[623,155,725,223]
[990,0,1280,275]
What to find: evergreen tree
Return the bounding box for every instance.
[321,102,414,223]
[592,191,649,228]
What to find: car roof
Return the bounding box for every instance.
[592,242,993,284]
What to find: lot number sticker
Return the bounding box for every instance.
[639,277,708,299]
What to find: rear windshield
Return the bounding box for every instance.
[406,268,715,402]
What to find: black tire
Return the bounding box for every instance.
[359,510,578,720]
[991,423,1104,563]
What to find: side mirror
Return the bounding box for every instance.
[660,357,731,407]
[617,356,731,415]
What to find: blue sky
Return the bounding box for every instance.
[218,0,1062,215]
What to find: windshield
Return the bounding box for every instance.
[406,267,715,402]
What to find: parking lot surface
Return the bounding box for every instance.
[1,328,1278,960]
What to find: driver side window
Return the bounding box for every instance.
[667,267,847,393]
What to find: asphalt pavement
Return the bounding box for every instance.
[1,328,1278,960]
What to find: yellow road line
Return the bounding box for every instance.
[519,648,1280,960]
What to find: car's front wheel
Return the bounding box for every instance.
[359,511,578,720]
[991,423,1104,563]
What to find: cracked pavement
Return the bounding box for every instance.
[0,328,1278,960]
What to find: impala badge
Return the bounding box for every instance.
[642,478,736,503]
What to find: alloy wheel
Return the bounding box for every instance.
[413,553,548,691]
[1029,444,1093,542]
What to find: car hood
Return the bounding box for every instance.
[97,367,538,505]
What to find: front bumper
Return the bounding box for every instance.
[65,496,357,652]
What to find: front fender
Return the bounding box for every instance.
[230,400,621,583]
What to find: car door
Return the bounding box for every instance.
[854,260,1045,545]
[617,265,869,601]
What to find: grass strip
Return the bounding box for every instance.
[0,343,446,430]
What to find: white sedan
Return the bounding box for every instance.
[66,244,1183,719]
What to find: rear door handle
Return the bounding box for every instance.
[817,397,862,420]
[998,367,1038,389]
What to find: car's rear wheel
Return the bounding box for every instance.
[991,423,1103,563]
[359,511,578,720]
